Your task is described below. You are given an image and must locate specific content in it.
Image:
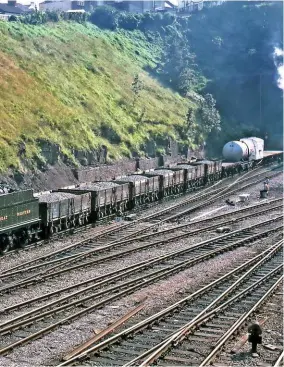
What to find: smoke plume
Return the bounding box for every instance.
[274,47,284,90]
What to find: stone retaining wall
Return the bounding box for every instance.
[73,156,186,184]
[73,159,137,183]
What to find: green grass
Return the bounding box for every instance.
[0,21,193,172]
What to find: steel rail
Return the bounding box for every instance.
[1,165,278,265]
[198,277,283,366]
[157,170,282,222]
[2,226,281,331]
[0,180,226,274]
[0,230,281,355]
[1,220,282,319]
[0,214,281,294]
[1,166,278,279]
[56,241,283,366]
[63,303,146,361]
[141,166,277,221]
[1,199,282,281]
[274,350,284,367]
[136,264,283,367]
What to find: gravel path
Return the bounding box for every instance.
[0,233,280,367]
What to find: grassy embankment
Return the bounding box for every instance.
[0,21,193,172]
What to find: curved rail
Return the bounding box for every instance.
[56,241,283,366]
[0,228,281,355]
[2,197,282,279]
[0,213,282,293]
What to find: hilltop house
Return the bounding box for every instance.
[0,0,32,17]
[38,0,180,13]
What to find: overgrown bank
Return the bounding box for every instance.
[0,21,190,171]
[0,1,282,174]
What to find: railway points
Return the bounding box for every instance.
[0,150,282,367]
[55,241,283,366]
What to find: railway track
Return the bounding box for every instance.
[1,166,281,282]
[151,168,282,222]
[1,164,280,263]
[0,223,281,355]
[274,351,284,367]
[0,200,282,291]
[55,241,283,366]
[2,195,282,277]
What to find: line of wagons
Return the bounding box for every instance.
[0,154,281,253]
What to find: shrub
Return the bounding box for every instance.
[118,12,140,30]
[89,6,118,30]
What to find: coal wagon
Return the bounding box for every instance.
[158,167,185,193]
[0,190,40,252]
[143,169,175,198]
[191,160,223,184]
[38,191,91,236]
[114,174,159,207]
[176,164,198,191]
[59,182,129,219]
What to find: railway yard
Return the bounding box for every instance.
[0,164,283,367]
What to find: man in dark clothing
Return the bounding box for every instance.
[248,322,262,356]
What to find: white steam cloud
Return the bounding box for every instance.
[274,47,284,90]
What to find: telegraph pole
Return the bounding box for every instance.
[259,73,262,129]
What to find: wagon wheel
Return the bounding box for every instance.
[19,236,28,249]
[1,235,12,253]
[1,243,11,254]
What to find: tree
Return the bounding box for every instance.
[158,34,205,95]
[198,94,221,134]
[118,12,140,30]
[90,6,118,30]
[131,74,144,105]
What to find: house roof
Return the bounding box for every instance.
[166,0,179,6]
[0,3,30,13]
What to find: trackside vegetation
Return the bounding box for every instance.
[0,2,282,172]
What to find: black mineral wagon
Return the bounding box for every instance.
[0,190,40,252]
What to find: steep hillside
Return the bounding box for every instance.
[187,1,283,151]
[0,21,194,172]
[0,2,282,173]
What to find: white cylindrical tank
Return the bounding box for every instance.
[241,137,264,160]
[222,141,249,162]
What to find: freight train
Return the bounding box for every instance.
[0,140,282,253]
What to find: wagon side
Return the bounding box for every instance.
[0,190,40,252]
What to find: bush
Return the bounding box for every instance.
[16,10,89,25]
[89,6,118,30]
[8,15,18,22]
[118,12,140,30]
[138,12,161,32]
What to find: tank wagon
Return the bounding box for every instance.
[223,137,264,162]
[0,144,282,253]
